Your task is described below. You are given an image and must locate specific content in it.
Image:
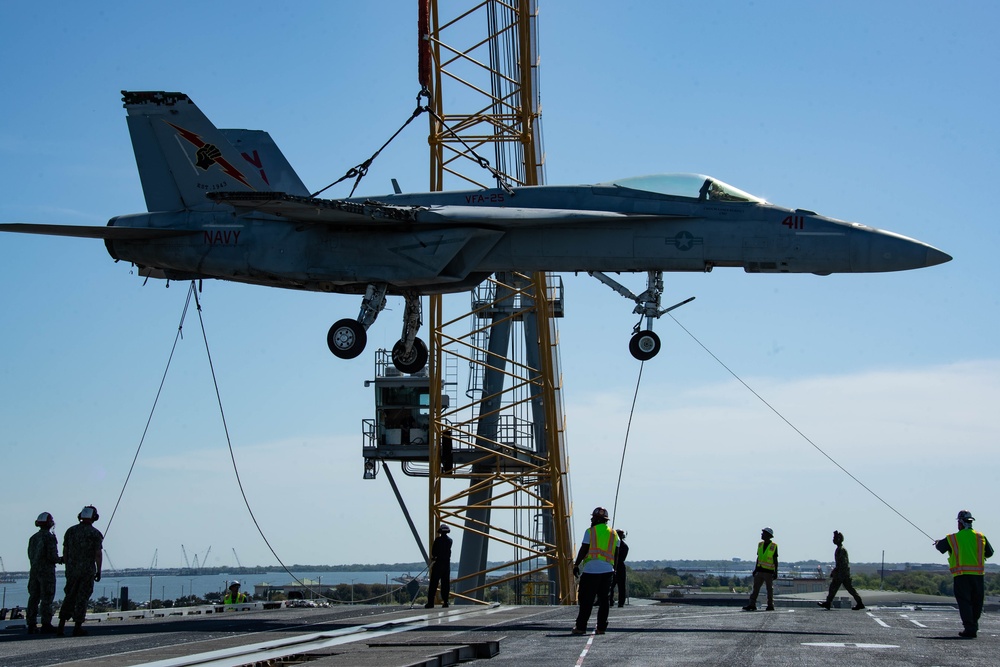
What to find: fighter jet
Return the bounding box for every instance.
[0,91,951,373]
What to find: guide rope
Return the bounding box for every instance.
[104,282,198,539]
[666,312,934,542]
[104,284,412,604]
[610,361,643,529]
[610,315,934,544]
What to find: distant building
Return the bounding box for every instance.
[775,576,826,594]
[254,578,327,600]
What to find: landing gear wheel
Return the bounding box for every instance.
[392,337,429,374]
[629,330,661,361]
[327,319,367,359]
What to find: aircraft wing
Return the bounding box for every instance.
[208,192,697,228]
[0,223,199,240]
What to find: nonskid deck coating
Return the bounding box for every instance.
[1,597,996,667]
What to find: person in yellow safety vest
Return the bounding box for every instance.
[571,507,619,636]
[935,510,994,638]
[224,581,249,605]
[742,527,779,611]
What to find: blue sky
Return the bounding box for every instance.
[1,1,997,572]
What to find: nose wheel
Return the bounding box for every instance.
[629,330,661,361]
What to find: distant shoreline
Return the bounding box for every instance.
[4,559,983,579]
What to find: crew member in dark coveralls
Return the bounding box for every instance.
[58,505,103,637]
[425,525,453,608]
[608,529,629,608]
[817,530,864,610]
[26,512,61,634]
[935,510,994,638]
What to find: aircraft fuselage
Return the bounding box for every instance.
[105,182,949,295]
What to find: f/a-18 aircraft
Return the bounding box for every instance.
[0,91,951,373]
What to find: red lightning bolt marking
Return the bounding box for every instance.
[164,121,255,190]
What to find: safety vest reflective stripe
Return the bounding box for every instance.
[583,524,616,566]
[947,530,986,576]
[225,592,247,603]
[756,542,777,570]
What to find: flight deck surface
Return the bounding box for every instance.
[1,598,995,667]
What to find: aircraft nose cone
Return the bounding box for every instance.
[851,227,952,272]
[924,245,952,267]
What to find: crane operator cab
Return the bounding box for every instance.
[378,367,431,448]
[363,349,450,479]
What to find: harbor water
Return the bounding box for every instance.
[0,570,420,611]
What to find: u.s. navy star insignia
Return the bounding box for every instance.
[670,231,703,251]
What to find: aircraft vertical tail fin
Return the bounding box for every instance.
[123,91,274,211]
[220,129,310,197]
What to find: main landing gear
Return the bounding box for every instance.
[589,270,694,362]
[327,284,429,374]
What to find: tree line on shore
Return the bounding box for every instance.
[625,567,1000,598]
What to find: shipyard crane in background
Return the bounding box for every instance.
[424,0,574,605]
[363,0,575,606]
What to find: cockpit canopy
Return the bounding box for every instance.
[601,173,765,204]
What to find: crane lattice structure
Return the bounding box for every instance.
[422,0,575,605]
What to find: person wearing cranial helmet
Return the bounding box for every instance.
[26,511,61,634]
[57,505,103,637]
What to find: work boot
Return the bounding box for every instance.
[595,627,607,635]
[817,601,832,610]
[765,605,775,611]
[741,605,756,611]
[26,625,37,634]
[72,623,87,637]
[571,627,586,635]
[40,623,57,634]
[958,630,977,639]
[423,603,434,609]
[441,603,449,608]
[852,603,865,611]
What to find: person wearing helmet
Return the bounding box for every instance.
[57,505,103,637]
[742,527,778,611]
[608,529,629,608]
[425,524,453,608]
[817,531,865,611]
[224,581,248,604]
[571,507,619,635]
[26,512,61,634]
[935,510,994,638]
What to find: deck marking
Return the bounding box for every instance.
[900,614,928,628]
[867,612,891,628]
[803,642,899,649]
[575,633,596,666]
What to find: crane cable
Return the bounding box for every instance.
[309,88,514,201]
[609,316,934,544]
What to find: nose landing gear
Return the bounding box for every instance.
[589,270,694,362]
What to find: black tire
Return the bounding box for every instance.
[392,337,429,374]
[628,330,661,361]
[327,319,367,359]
